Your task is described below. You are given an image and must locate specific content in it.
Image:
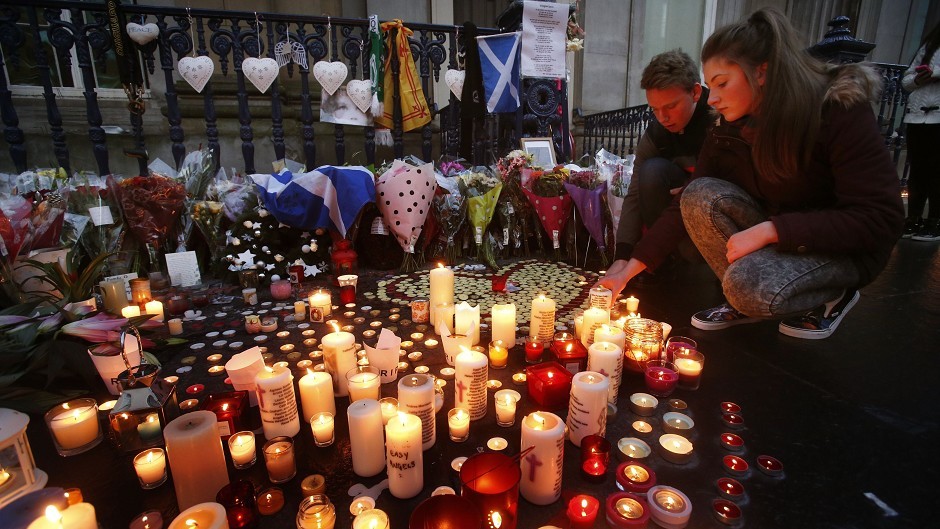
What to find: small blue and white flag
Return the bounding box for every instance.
[477,31,522,113]
[251,165,375,237]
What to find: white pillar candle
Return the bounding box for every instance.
[164,411,230,510]
[587,341,623,408]
[447,408,470,440]
[294,300,306,318]
[322,325,357,397]
[308,290,332,322]
[529,294,556,343]
[167,318,184,336]
[134,448,167,487]
[398,374,436,450]
[47,401,99,450]
[385,412,424,499]
[27,504,98,529]
[454,302,481,345]
[144,300,164,322]
[429,264,454,326]
[580,307,610,347]
[298,369,335,422]
[625,296,640,313]
[490,303,517,346]
[520,411,566,505]
[565,371,610,447]
[593,324,626,353]
[347,399,386,477]
[311,412,335,445]
[434,302,456,336]
[121,305,141,318]
[228,432,256,467]
[167,502,230,529]
[100,278,129,314]
[254,365,301,439]
[454,348,488,421]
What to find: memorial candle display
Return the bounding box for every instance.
[254,365,301,439]
[45,398,102,456]
[455,347,488,420]
[528,294,556,343]
[566,371,610,447]
[587,341,623,408]
[490,303,517,346]
[567,495,600,529]
[520,411,565,505]
[385,412,423,499]
[167,502,230,529]
[398,374,436,450]
[347,399,386,477]
[298,370,336,422]
[133,448,168,489]
[27,504,98,529]
[164,411,230,510]
[580,307,609,347]
[322,323,357,397]
[454,302,481,345]
[429,264,454,326]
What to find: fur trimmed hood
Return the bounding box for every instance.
[824,63,883,107]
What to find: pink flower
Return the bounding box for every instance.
[60,313,160,343]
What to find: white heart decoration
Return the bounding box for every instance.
[346,80,373,113]
[126,22,159,46]
[178,56,214,93]
[445,69,465,100]
[313,60,348,96]
[242,57,279,93]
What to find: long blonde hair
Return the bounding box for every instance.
[702,8,829,182]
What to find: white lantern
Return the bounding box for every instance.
[0,408,48,508]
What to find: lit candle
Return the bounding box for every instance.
[434,302,456,336]
[647,486,692,529]
[166,501,230,529]
[262,437,296,483]
[455,347,488,421]
[673,353,704,390]
[322,323,357,397]
[587,341,623,409]
[46,400,100,452]
[121,305,141,318]
[133,448,167,489]
[643,362,679,397]
[228,431,256,468]
[580,307,610,347]
[27,504,98,529]
[616,437,651,460]
[567,495,600,529]
[488,340,509,369]
[379,397,399,425]
[298,369,335,423]
[352,509,389,529]
[385,412,423,499]
[447,408,470,441]
[529,294,556,343]
[658,434,694,465]
[520,411,565,505]
[625,296,639,313]
[605,492,651,528]
[398,374,436,450]
[164,412,230,510]
[628,393,658,416]
[308,290,332,322]
[490,303,516,347]
[347,399,386,477]
[346,367,381,403]
[454,302,481,346]
[310,412,335,447]
[566,371,610,447]
[294,300,306,319]
[257,487,285,516]
[593,324,626,353]
[167,318,184,335]
[136,412,163,443]
[429,264,454,326]
[661,412,694,437]
[254,365,301,439]
[615,461,656,494]
[144,300,164,322]
[494,391,518,427]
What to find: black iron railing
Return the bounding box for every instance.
[579,103,652,160]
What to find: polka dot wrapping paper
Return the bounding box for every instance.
[375,159,437,254]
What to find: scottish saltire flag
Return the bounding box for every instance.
[251,166,375,237]
[477,31,521,113]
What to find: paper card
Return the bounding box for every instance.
[104,272,139,299]
[88,206,114,226]
[64,213,90,240]
[521,0,568,79]
[165,251,201,287]
[371,216,389,235]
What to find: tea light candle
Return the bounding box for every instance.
[168,318,184,335]
[721,401,742,414]
[717,477,745,502]
[647,486,692,529]
[350,496,376,516]
[567,495,600,529]
[136,412,162,442]
[133,448,167,489]
[606,493,651,529]
[617,438,651,460]
[352,509,389,529]
[451,456,466,472]
[263,437,296,483]
[631,420,653,437]
[310,412,335,447]
[447,407,470,441]
[486,436,508,451]
[301,474,327,497]
[658,434,694,465]
[661,412,694,437]
[424,338,438,348]
[258,488,285,516]
[628,393,658,416]
[228,431,256,468]
[720,432,745,452]
[721,412,745,430]
[616,461,656,494]
[145,300,164,322]
[757,455,784,477]
[122,305,141,318]
[379,397,399,425]
[666,398,687,412]
[488,340,509,369]
[512,372,527,385]
[723,455,749,476]
[28,504,98,529]
[129,511,162,529]
[712,499,743,526]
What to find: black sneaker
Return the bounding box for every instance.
[901,218,922,239]
[912,219,940,242]
[778,290,860,339]
[691,303,759,330]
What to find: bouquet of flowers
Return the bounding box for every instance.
[67,173,127,274]
[375,158,437,272]
[172,148,217,252]
[521,165,572,259]
[431,176,467,265]
[112,169,187,267]
[596,148,635,238]
[457,167,502,270]
[496,150,534,256]
[564,167,610,266]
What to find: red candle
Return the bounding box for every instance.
[712,499,743,525]
[567,495,600,529]
[615,461,656,494]
[201,391,249,438]
[580,435,610,482]
[550,332,587,373]
[721,412,745,429]
[605,492,650,528]
[757,455,784,477]
[524,337,544,364]
[339,284,356,304]
[491,273,508,292]
[525,361,573,409]
[717,477,745,502]
[722,455,749,476]
[720,401,741,414]
[643,361,678,397]
[719,432,744,452]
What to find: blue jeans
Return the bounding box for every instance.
[680,178,860,317]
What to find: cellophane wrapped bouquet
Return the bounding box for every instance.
[496,150,534,256]
[564,166,610,266]
[67,173,127,274]
[431,163,467,265]
[596,148,634,239]
[375,157,437,272]
[457,167,502,270]
[521,165,572,260]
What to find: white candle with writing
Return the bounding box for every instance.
[347,399,386,477]
[385,412,423,499]
[455,348,488,421]
[580,307,610,347]
[529,294,556,343]
[587,341,623,408]
[398,374,436,450]
[520,411,565,505]
[298,369,335,422]
[254,365,301,439]
[565,371,610,447]
[490,303,517,346]
[593,324,626,353]
[322,324,357,397]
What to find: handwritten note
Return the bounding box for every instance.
[165,251,201,287]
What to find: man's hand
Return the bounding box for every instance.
[726,221,778,263]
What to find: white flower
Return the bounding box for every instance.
[566,38,583,52]
[309,241,318,253]
[258,209,269,217]
[274,254,284,262]
[232,238,241,246]
[243,220,253,228]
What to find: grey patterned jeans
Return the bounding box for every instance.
[680,177,860,318]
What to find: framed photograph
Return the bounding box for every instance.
[520,137,556,169]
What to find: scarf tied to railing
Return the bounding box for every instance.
[374,19,431,133]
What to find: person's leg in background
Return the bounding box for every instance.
[908,123,940,241]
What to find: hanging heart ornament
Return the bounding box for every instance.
[445,69,465,100]
[178,56,214,93]
[126,23,160,46]
[242,57,279,93]
[346,80,373,113]
[313,60,348,96]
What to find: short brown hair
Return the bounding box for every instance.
[640,50,700,91]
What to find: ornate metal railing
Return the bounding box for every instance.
[0,1,525,175]
[579,103,652,160]
[871,62,910,172]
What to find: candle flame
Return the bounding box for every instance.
[330,321,340,333]
[490,512,502,528]
[581,498,588,509]
[547,371,554,379]
[44,506,61,523]
[147,451,154,463]
[266,493,272,501]
[459,345,471,353]
[72,410,80,420]
[62,402,70,410]
[185,520,199,527]
[307,368,314,376]
[565,343,572,352]
[437,262,445,269]
[222,403,229,412]
[369,520,379,529]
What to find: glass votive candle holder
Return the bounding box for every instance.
[310,412,335,447]
[296,495,335,529]
[262,436,296,483]
[228,431,257,469]
[581,434,611,483]
[488,339,509,369]
[167,294,191,315]
[270,279,292,301]
[447,408,470,442]
[338,274,358,305]
[643,360,679,397]
[129,277,152,305]
[216,479,260,527]
[133,448,167,489]
[379,397,399,425]
[672,349,704,390]
[524,336,544,363]
[493,389,519,427]
[44,398,103,456]
[345,365,381,402]
[664,336,698,360]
